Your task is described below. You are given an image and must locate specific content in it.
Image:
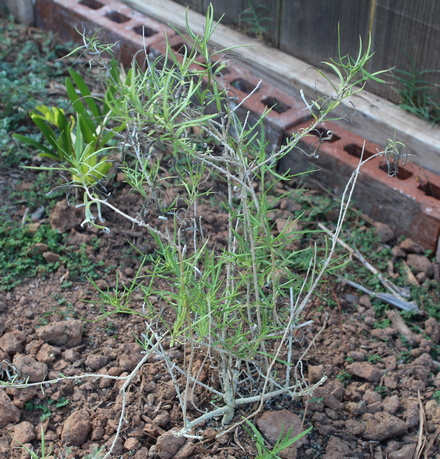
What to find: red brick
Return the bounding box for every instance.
[34,0,175,67]
[218,65,309,151]
[281,120,440,251]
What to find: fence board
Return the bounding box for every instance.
[203,0,245,24]
[279,0,372,73]
[163,0,440,104]
[368,0,440,103]
[172,0,203,12]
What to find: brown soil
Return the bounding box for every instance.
[1,16,440,459]
[1,174,440,459]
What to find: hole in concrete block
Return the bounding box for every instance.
[171,42,192,55]
[262,96,290,114]
[231,78,258,94]
[310,127,340,143]
[378,164,413,180]
[79,0,103,9]
[344,143,374,160]
[419,181,440,200]
[133,25,158,37]
[105,11,130,23]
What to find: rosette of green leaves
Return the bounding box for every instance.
[14,66,124,187]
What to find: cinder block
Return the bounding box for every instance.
[34,0,175,67]
[280,120,440,251]
[219,65,309,152]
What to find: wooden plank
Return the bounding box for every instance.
[368,0,440,103]
[121,0,440,175]
[279,0,373,71]
[172,0,203,12]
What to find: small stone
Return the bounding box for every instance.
[12,421,35,445]
[154,411,170,428]
[347,351,365,361]
[12,354,48,383]
[61,410,92,446]
[363,412,407,441]
[155,428,186,459]
[85,354,108,370]
[124,437,140,451]
[33,243,49,254]
[391,246,406,259]
[36,320,83,348]
[388,444,417,459]
[358,295,372,308]
[174,441,196,459]
[346,401,367,417]
[415,272,427,284]
[424,318,440,343]
[308,365,325,383]
[0,389,21,426]
[50,200,84,233]
[322,435,354,458]
[118,343,143,372]
[0,331,25,356]
[345,419,365,436]
[406,254,434,277]
[42,251,61,263]
[400,238,423,253]
[346,362,383,382]
[374,222,394,242]
[36,343,61,364]
[383,355,397,371]
[257,410,306,459]
[383,395,400,414]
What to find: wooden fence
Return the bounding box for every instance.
[172,0,440,103]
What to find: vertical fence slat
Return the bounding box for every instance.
[204,0,245,23]
[368,0,440,103]
[279,0,372,73]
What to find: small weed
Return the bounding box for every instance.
[397,350,412,364]
[245,419,312,458]
[433,391,440,404]
[395,53,440,125]
[336,370,353,383]
[24,397,69,421]
[374,385,388,397]
[373,319,391,329]
[346,357,355,363]
[238,0,274,42]
[367,354,382,364]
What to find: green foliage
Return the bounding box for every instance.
[0,16,74,167]
[395,53,440,124]
[0,219,61,291]
[301,25,390,121]
[24,397,69,421]
[16,3,393,435]
[238,0,274,41]
[245,419,312,459]
[374,385,388,397]
[367,354,382,363]
[373,318,391,329]
[0,215,106,291]
[335,370,353,383]
[14,68,123,187]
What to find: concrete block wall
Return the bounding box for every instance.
[32,0,440,252]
